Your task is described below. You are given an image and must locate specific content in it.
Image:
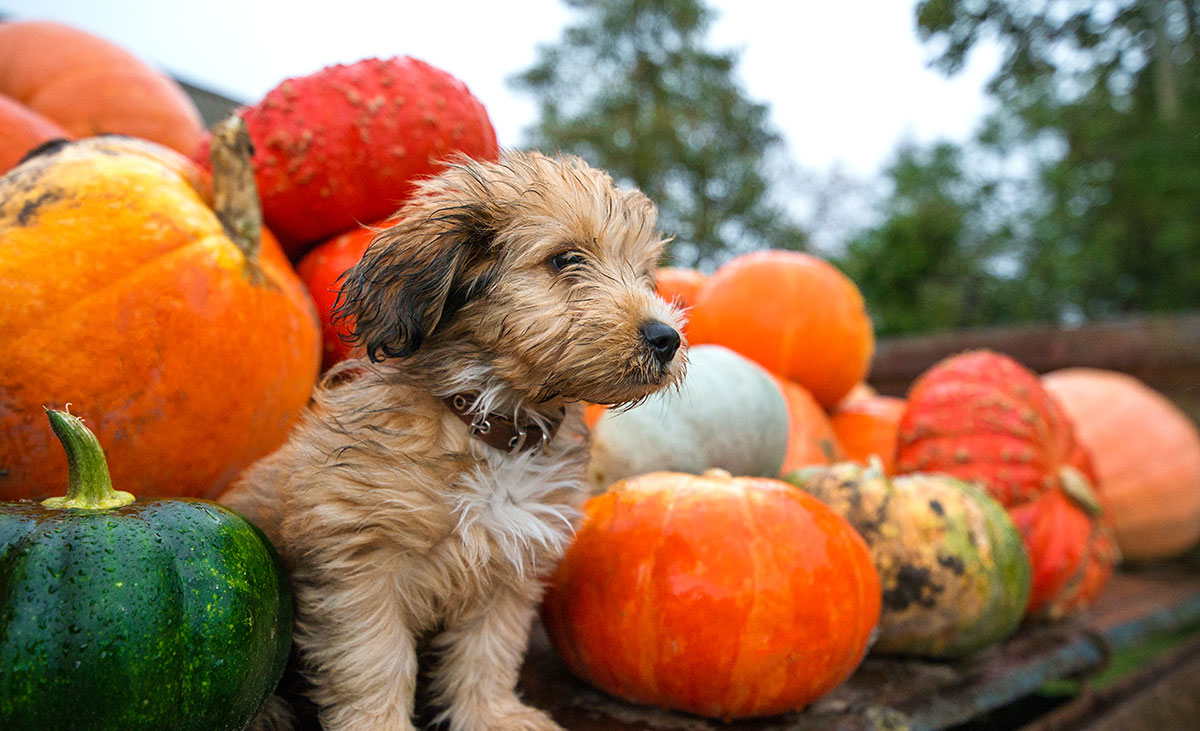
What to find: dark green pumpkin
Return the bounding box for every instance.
[0,409,291,731]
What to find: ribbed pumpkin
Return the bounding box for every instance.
[787,461,1030,659]
[831,395,906,475]
[687,250,874,408]
[894,350,1117,619]
[587,345,789,489]
[1044,368,1200,561]
[0,20,204,166]
[0,121,320,502]
[196,56,499,256]
[0,409,292,731]
[774,376,842,473]
[543,469,880,720]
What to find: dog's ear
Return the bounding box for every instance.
[333,205,498,361]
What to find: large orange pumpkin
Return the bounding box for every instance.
[0,121,320,501]
[1044,368,1200,561]
[774,376,843,473]
[0,21,204,166]
[543,469,880,720]
[831,394,906,475]
[687,250,874,408]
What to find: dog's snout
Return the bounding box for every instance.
[640,320,681,365]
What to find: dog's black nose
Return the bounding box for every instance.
[640,320,681,365]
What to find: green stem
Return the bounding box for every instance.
[41,409,135,510]
[1059,465,1103,518]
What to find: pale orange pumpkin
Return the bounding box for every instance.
[687,250,874,407]
[0,21,204,161]
[543,469,881,720]
[1044,368,1200,561]
[830,395,906,475]
[774,376,843,473]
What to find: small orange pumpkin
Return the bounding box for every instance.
[830,395,906,475]
[687,250,874,408]
[774,376,842,473]
[0,121,320,501]
[1044,368,1200,561]
[0,21,204,163]
[543,469,880,720]
[0,95,71,173]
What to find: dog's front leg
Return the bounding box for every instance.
[294,570,421,731]
[428,584,563,731]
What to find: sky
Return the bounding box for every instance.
[3,0,1002,180]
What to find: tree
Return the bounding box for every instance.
[510,0,806,268]
[916,0,1200,319]
[836,141,1035,336]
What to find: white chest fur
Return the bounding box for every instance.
[449,446,587,579]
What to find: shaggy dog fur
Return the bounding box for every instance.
[220,151,686,731]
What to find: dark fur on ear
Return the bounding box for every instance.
[333,201,498,362]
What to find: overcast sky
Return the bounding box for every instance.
[4,0,1001,180]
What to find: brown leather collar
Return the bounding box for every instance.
[441,392,565,453]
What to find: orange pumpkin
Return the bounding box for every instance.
[0,95,71,173]
[0,21,204,163]
[687,250,874,408]
[655,266,706,336]
[831,395,906,475]
[774,376,843,473]
[543,469,880,720]
[0,121,320,502]
[1044,368,1200,561]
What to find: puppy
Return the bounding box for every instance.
[220,150,686,731]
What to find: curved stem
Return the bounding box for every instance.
[41,408,135,510]
[209,114,262,262]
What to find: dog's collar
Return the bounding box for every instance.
[442,392,565,453]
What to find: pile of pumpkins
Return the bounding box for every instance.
[4,18,1200,728]
[546,252,1200,719]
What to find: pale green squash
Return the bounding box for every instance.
[588,345,788,490]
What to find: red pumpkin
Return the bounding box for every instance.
[830,395,906,475]
[0,123,320,502]
[196,56,499,256]
[774,376,842,473]
[1044,368,1200,561]
[0,21,204,163]
[296,221,391,369]
[543,469,880,720]
[687,250,874,408]
[894,350,1116,618]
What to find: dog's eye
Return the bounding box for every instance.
[549,251,585,273]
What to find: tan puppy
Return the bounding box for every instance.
[221,151,685,731]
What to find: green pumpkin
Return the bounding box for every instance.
[588,345,789,490]
[786,460,1030,659]
[0,409,292,731]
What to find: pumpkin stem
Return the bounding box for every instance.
[41,408,135,510]
[1059,465,1104,517]
[209,114,263,265]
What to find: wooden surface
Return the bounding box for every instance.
[517,565,1200,731]
[867,312,1200,424]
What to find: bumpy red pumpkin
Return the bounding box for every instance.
[894,350,1117,618]
[543,469,880,720]
[196,56,499,256]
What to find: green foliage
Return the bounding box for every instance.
[915,0,1200,321]
[510,0,806,267]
